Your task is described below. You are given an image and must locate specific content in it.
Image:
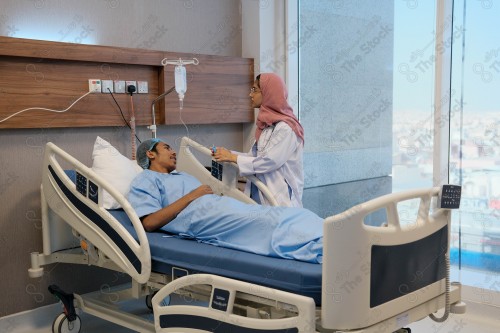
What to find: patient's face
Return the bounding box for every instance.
[151,142,177,173]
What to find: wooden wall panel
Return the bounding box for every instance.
[0,36,254,129]
[163,54,254,125]
[0,56,159,129]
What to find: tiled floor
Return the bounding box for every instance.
[2,295,499,333]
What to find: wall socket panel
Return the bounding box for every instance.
[137,81,148,93]
[125,80,137,94]
[88,79,148,94]
[101,80,114,93]
[88,79,101,93]
[114,80,126,93]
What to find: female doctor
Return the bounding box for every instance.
[213,73,305,207]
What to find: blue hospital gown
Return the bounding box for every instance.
[128,170,323,264]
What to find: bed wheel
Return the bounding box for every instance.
[52,313,81,333]
[145,292,156,310]
[160,295,171,307]
[146,291,171,311]
[394,329,411,333]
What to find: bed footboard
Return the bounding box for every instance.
[322,187,460,330]
[34,142,151,283]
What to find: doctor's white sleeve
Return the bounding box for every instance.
[236,125,298,176]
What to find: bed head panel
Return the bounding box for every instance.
[42,142,151,283]
[321,187,450,330]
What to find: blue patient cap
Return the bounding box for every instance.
[137,138,162,169]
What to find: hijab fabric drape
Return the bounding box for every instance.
[255,73,304,143]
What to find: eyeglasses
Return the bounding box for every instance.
[250,87,261,94]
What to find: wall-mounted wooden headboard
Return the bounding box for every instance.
[0,36,254,129]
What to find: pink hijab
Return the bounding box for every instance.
[255,73,304,144]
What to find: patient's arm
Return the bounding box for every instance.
[141,185,213,232]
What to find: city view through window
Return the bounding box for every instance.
[449,1,499,276]
[394,1,499,275]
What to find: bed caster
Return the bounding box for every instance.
[146,291,171,311]
[52,313,81,333]
[145,292,156,310]
[394,328,411,333]
[48,285,81,332]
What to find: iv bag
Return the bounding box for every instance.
[175,65,187,100]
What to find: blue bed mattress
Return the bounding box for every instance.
[109,209,323,305]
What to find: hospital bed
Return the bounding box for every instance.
[29,136,465,333]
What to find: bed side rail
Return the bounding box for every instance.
[152,274,316,333]
[40,142,151,283]
[177,136,279,206]
[322,187,458,330]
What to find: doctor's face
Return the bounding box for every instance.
[249,80,262,108]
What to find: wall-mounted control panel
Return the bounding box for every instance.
[439,184,461,209]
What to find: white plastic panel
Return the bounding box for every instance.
[42,142,151,283]
[322,187,450,330]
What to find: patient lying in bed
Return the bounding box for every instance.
[128,138,323,264]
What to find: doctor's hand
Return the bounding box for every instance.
[212,147,237,164]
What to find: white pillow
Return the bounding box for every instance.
[91,136,143,209]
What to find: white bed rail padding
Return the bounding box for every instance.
[42,142,151,283]
[177,136,279,206]
[152,274,316,333]
[322,187,450,330]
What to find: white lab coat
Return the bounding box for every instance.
[236,122,304,207]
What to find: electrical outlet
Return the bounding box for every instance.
[88,79,101,93]
[137,81,148,93]
[125,80,137,94]
[114,80,126,93]
[101,80,114,93]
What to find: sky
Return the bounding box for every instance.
[393,0,500,115]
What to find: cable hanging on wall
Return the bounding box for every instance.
[0,91,92,124]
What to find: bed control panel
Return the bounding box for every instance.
[88,180,99,204]
[211,160,223,181]
[76,172,88,197]
[439,184,461,209]
[76,171,99,204]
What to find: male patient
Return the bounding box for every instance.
[127,138,323,264]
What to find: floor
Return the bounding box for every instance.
[1,294,499,333]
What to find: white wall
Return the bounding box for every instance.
[0,0,245,317]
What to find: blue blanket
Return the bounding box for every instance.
[128,170,323,263]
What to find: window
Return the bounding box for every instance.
[298,0,436,223]
[297,0,500,281]
[450,0,500,276]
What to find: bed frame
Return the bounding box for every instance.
[29,137,465,333]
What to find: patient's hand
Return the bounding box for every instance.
[190,185,214,199]
[142,184,215,232]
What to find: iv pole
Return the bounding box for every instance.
[148,58,199,139]
[149,86,175,139]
